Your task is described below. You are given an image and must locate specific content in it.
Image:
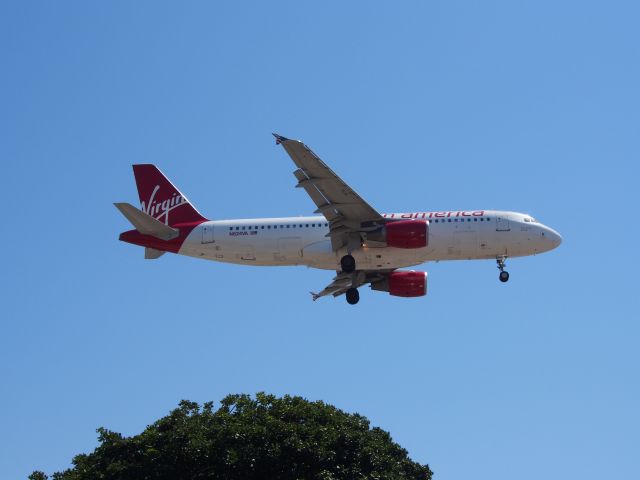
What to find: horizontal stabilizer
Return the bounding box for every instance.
[114,202,179,240]
[145,247,166,259]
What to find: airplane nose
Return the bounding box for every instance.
[542,226,562,249]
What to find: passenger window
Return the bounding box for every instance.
[474,218,477,221]
[448,219,451,222]
[324,223,328,227]
[306,224,309,227]
[229,227,232,231]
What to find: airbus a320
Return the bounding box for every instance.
[115,134,562,305]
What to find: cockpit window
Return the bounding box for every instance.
[524,217,536,223]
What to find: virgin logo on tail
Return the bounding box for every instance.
[140,185,187,225]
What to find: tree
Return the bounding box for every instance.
[28,473,48,480]
[33,393,432,479]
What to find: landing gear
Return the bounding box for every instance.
[497,256,509,282]
[346,287,360,305]
[340,254,356,273]
[341,253,359,303]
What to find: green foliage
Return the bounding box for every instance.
[33,393,432,480]
[28,473,48,480]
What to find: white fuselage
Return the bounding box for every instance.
[177,210,562,271]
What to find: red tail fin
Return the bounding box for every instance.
[132,164,207,225]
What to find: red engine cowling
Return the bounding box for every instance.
[386,220,428,249]
[388,271,428,297]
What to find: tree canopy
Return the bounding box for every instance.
[31,393,432,480]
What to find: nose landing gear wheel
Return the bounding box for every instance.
[496,255,509,283]
[340,254,356,273]
[346,288,360,305]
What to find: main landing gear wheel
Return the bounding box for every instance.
[346,288,360,305]
[496,256,509,283]
[341,254,356,273]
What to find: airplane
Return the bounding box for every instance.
[115,134,562,305]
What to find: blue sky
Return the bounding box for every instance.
[2,1,639,478]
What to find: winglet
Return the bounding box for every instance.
[272,133,289,145]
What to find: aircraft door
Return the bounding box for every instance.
[496,216,510,232]
[202,224,215,244]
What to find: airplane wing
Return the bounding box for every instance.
[311,270,392,301]
[274,134,385,251]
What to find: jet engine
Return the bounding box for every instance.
[371,270,428,297]
[367,220,428,249]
